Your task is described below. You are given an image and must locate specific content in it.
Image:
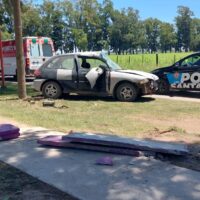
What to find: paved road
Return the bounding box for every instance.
[0,127,200,200]
[147,91,200,103]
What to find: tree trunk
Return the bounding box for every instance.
[11,0,27,99]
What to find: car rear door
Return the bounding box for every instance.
[42,55,78,91]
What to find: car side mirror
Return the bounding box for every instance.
[174,62,179,67]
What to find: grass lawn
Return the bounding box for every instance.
[110,52,191,72]
[0,83,200,141]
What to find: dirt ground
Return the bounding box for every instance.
[0,161,78,200]
[0,116,200,199]
[141,129,200,171]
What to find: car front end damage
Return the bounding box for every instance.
[109,70,159,97]
[139,79,158,95]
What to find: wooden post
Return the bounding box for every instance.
[156,53,159,67]
[174,54,176,64]
[142,54,144,67]
[11,0,27,99]
[0,30,5,88]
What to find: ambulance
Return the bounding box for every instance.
[2,37,55,77]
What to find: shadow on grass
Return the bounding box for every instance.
[62,94,156,103]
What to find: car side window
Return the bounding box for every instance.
[46,56,74,70]
[78,57,107,69]
[46,57,61,69]
[180,55,200,67]
[61,57,74,70]
[87,58,107,69]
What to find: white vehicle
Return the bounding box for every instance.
[2,37,55,77]
[34,52,159,102]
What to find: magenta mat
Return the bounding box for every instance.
[38,135,140,156]
[0,124,20,140]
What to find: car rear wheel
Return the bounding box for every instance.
[157,79,170,94]
[116,83,138,102]
[42,81,62,99]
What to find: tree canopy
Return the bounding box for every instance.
[0,0,199,54]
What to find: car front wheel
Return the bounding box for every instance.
[116,83,138,102]
[157,79,170,94]
[42,81,62,99]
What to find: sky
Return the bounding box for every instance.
[35,0,200,23]
[98,0,200,23]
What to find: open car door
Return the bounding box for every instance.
[85,67,104,89]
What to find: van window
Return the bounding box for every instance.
[42,44,53,57]
[30,43,40,57]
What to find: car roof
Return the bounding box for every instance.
[55,51,102,58]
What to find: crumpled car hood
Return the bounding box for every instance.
[117,70,159,81]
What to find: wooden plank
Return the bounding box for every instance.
[63,132,189,155]
[38,136,140,156]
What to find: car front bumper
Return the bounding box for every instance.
[141,80,158,95]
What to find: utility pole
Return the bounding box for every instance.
[0,30,5,89]
[11,0,27,99]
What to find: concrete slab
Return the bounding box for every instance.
[63,132,188,155]
[0,127,200,200]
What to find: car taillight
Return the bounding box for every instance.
[34,69,41,77]
[25,58,30,68]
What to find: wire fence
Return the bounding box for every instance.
[109,52,191,72]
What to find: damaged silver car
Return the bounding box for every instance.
[33,52,158,102]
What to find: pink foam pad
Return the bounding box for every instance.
[38,135,140,156]
[96,156,113,166]
[0,133,20,141]
[0,124,20,136]
[0,124,20,140]
[38,136,70,147]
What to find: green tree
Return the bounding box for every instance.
[99,0,114,50]
[160,22,176,52]
[0,25,12,39]
[21,2,42,36]
[175,6,194,52]
[125,8,142,53]
[74,0,101,50]
[144,18,161,53]
[109,9,129,54]
[72,28,87,51]
[190,18,200,51]
[0,0,13,34]
[39,0,65,51]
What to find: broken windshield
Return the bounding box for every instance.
[101,53,121,70]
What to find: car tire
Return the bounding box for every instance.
[42,81,62,99]
[116,83,138,102]
[157,79,169,94]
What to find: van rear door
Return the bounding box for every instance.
[29,40,43,71]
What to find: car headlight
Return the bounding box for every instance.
[139,79,149,84]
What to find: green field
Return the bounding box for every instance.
[110,52,191,72]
